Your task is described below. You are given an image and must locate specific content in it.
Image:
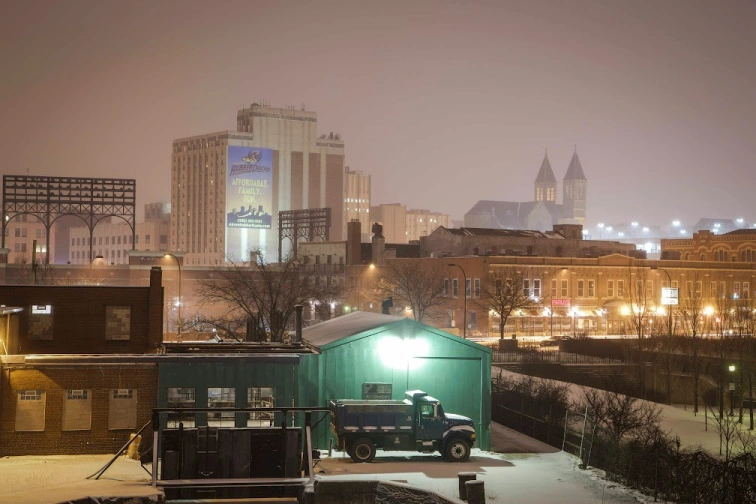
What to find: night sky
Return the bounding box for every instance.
[2,0,755,228]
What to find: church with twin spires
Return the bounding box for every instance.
[464,150,587,232]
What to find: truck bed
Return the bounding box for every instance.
[330,399,414,433]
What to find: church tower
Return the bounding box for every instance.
[562,149,587,225]
[534,151,557,203]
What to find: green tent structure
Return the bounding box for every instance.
[299,312,492,451]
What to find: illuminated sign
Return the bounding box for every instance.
[551,299,571,307]
[32,305,52,314]
[662,287,679,306]
[226,146,273,230]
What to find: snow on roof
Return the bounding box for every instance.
[302,311,406,348]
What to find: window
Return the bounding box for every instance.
[696,281,702,298]
[452,278,459,297]
[208,387,235,427]
[474,278,481,298]
[443,279,449,296]
[617,280,625,297]
[167,387,195,427]
[635,280,643,299]
[446,310,453,328]
[560,279,568,297]
[465,279,471,298]
[468,311,477,330]
[550,279,557,298]
[523,279,531,297]
[744,282,750,299]
[607,280,614,297]
[686,281,693,298]
[62,389,91,431]
[646,280,653,299]
[587,280,595,297]
[109,389,137,430]
[720,281,726,297]
[533,279,541,298]
[247,387,275,427]
[29,305,53,340]
[16,390,45,432]
[105,306,131,340]
[711,281,717,298]
[734,282,740,298]
[145,234,151,245]
[577,280,584,297]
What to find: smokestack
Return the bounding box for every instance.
[295,304,303,343]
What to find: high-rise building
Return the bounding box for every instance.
[406,209,450,242]
[344,167,371,242]
[369,203,407,244]
[69,203,170,265]
[3,215,53,264]
[171,104,345,265]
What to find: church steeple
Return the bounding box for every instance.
[534,150,557,203]
[563,148,587,225]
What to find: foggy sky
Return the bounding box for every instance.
[2,0,755,229]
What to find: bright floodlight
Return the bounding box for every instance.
[631,221,638,227]
[672,220,680,227]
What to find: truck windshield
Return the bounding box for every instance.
[435,403,445,417]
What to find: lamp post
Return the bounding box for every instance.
[165,253,182,339]
[729,365,736,416]
[448,263,467,339]
[652,265,675,404]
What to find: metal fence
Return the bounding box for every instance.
[491,350,623,365]
[491,384,756,503]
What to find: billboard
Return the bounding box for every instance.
[226,146,273,229]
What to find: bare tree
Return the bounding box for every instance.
[376,259,446,323]
[479,266,535,339]
[678,273,707,415]
[575,388,663,444]
[706,403,741,460]
[196,251,344,342]
[625,268,654,396]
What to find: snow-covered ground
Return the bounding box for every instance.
[0,368,740,503]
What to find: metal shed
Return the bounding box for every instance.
[299,312,492,450]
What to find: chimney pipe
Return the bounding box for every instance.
[295,304,303,343]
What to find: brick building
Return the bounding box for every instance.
[661,229,756,263]
[0,267,163,355]
[421,224,640,259]
[0,356,158,456]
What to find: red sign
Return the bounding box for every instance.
[551,298,571,307]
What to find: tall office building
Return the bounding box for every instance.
[69,203,170,265]
[344,167,371,242]
[171,104,346,265]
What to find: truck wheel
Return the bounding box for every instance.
[445,438,470,462]
[350,438,376,463]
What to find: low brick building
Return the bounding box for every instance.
[0,266,163,355]
[0,355,158,456]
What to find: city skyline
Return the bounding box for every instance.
[2,1,755,227]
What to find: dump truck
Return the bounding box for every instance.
[329,390,476,463]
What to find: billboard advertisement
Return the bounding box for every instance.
[226,146,273,229]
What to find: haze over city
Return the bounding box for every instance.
[2,0,755,226]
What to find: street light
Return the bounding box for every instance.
[165,253,182,339]
[729,365,736,416]
[448,263,467,339]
